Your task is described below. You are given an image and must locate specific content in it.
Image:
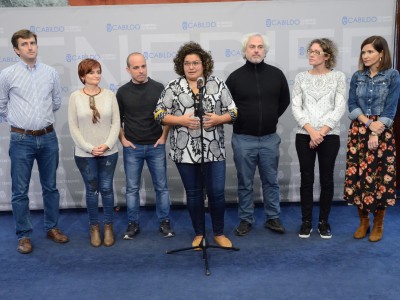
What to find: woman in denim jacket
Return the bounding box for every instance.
[344,36,400,242]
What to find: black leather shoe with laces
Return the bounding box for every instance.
[265,218,285,233]
[235,220,252,236]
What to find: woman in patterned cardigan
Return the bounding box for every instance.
[154,41,237,249]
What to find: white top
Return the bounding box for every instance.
[68,88,120,157]
[291,70,346,136]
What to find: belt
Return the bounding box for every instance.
[10,124,54,136]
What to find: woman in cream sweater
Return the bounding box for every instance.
[68,58,120,247]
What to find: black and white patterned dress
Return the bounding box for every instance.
[154,76,237,164]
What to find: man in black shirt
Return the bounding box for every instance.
[117,52,174,239]
[226,33,290,236]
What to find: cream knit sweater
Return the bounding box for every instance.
[68,88,120,157]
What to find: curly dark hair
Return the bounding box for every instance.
[173,41,214,78]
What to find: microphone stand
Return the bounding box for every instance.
[166,79,239,276]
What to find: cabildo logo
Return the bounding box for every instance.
[342,16,377,25]
[182,21,217,30]
[30,25,65,33]
[106,23,141,32]
[109,83,120,93]
[265,18,301,27]
[65,54,101,63]
[60,86,70,94]
[225,49,242,58]
[143,51,176,60]
[0,56,19,63]
[298,46,306,56]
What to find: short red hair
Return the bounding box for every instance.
[78,59,102,84]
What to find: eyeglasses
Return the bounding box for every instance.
[183,61,202,68]
[307,49,326,56]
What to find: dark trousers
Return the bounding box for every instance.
[295,134,340,222]
[176,161,226,236]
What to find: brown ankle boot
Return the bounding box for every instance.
[369,209,385,242]
[353,208,370,239]
[103,223,114,247]
[90,224,101,247]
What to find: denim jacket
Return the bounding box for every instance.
[348,68,400,127]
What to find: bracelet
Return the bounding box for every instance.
[365,120,373,128]
[370,131,379,136]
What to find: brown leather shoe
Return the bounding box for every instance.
[103,223,114,247]
[17,238,33,254]
[47,228,69,243]
[90,224,102,247]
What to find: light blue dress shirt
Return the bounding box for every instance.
[0,60,61,130]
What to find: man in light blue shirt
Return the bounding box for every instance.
[0,29,69,254]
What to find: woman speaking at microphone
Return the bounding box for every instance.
[154,41,237,248]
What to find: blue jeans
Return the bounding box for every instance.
[74,153,118,225]
[232,132,281,223]
[123,144,170,223]
[176,161,226,236]
[295,134,340,222]
[9,130,60,239]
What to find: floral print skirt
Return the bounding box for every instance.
[344,118,396,213]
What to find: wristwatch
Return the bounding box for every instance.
[370,131,379,136]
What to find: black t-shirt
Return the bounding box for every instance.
[116,78,164,144]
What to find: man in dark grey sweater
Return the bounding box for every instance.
[117,52,174,239]
[226,33,290,236]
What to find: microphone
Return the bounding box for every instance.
[195,77,205,117]
[197,77,204,89]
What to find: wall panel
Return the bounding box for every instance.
[0,0,396,210]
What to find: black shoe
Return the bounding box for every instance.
[318,220,332,239]
[123,222,140,240]
[265,218,285,233]
[299,221,313,238]
[235,220,252,236]
[159,219,175,238]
